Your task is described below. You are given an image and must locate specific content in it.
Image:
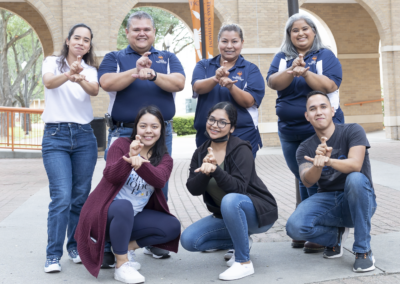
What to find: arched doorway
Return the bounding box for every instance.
[0,2,54,56]
[0,8,45,108]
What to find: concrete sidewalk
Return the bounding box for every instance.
[1,130,399,283]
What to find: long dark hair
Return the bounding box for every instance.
[56,23,98,72]
[129,106,168,166]
[207,101,238,129]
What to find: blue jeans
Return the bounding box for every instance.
[42,123,98,258]
[181,193,275,262]
[103,122,173,253]
[286,173,377,253]
[278,115,344,201]
[278,131,318,201]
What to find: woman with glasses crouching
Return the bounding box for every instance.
[181,102,278,281]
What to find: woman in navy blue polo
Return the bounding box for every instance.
[192,23,265,158]
[267,13,344,249]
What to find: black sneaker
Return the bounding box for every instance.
[101,251,115,268]
[353,250,375,272]
[323,227,349,259]
[143,246,171,259]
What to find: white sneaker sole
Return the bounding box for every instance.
[353,256,376,272]
[114,273,145,284]
[44,264,61,273]
[219,268,254,281]
[203,249,219,252]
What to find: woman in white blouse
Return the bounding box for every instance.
[41,23,99,273]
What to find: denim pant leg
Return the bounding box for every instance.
[342,173,377,253]
[278,131,318,201]
[221,193,275,263]
[161,122,173,201]
[180,215,233,252]
[42,124,73,258]
[286,192,340,247]
[66,124,97,252]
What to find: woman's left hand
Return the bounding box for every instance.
[194,162,217,176]
[203,147,217,165]
[66,73,88,83]
[219,77,238,90]
[123,155,150,170]
[287,66,310,78]
[70,55,84,75]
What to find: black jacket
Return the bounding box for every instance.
[186,136,278,227]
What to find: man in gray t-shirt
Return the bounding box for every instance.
[286,91,377,273]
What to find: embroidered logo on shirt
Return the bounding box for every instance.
[156,55,167,64]
[308,56,317,65]
[232,71,244,81]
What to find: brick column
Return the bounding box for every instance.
[236,0,289,147]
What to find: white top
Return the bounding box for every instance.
[41,56,98,124]
[115,163,155,216]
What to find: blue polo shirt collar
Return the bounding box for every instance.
[210,54,246,68]
[125,45,159,55]
[303,49,320,60]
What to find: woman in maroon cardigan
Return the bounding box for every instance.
[75,106,180,283]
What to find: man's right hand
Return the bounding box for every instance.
[136,52,152,72]
[315,137,332,158]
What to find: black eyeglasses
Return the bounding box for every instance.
[207,117,231,129]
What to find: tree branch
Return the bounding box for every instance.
[7,29,33,50]
[10,46,42,96]
[173,39,194,55]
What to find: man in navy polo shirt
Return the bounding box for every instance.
[98,11,185,265]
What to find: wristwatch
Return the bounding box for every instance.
[149,71,157,82]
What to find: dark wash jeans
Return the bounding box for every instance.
[42,123,97,259]
[286,173,377,253]
[103,122,173,253]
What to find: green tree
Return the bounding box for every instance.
[118,7,194,54]
[0,9,43,107]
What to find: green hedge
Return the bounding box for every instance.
[173,116,196,136]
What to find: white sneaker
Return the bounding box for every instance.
[68,249,82,264]
[114,262,145,284]
[127,250,141,270]
[225,236,253,266]
[44,258,61,273]
[219,261,254,281]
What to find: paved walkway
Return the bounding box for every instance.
[1,130,399,283]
